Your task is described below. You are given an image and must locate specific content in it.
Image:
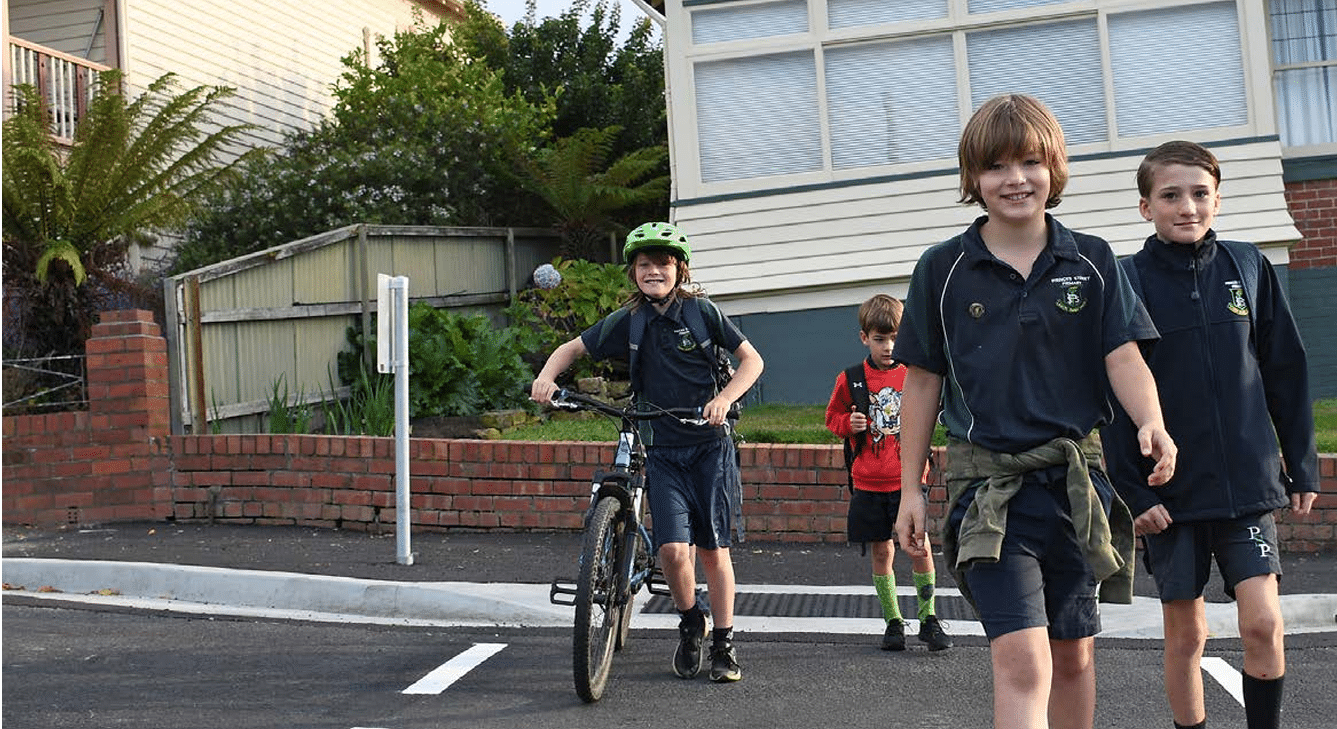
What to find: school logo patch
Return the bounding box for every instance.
[1226,281,1249,317]
[675,327,697,352]
[1051,275,1091,314]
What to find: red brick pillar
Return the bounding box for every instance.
[79,309,172,521]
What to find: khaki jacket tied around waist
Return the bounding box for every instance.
[940,434,1135,611]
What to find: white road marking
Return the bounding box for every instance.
[1201,656,1245,705]
[402,643,507,695]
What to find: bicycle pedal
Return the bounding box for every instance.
[549,578,578,606]
[646,566,673,597]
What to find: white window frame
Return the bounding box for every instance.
[669,0,1270,198]
[1266,0,1337,157]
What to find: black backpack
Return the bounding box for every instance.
[626,296,743,420]
[840,357,872,494]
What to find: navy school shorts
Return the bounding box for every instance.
[847,488,903,545]
[948,465,1114,641]
[646,436,742,551]
[1141,511,1282,602]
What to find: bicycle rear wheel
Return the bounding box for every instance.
[573,496,624,703]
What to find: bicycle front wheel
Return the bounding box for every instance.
[573,496,624,703]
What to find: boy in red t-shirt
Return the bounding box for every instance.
[825,294,951,652]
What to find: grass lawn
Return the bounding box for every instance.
[503,399,1337,452]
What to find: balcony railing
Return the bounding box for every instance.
[6,37,110,142]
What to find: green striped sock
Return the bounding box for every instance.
[873,573,901,622]
[913,571,936,621]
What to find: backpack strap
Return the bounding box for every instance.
[1216,239,1260,334]
[841,357,872,494]
[626,305,647,399]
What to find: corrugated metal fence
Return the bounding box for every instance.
[163,224,562,434]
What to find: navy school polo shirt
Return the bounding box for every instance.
[892,214,1158,454]
[580,296,747,446]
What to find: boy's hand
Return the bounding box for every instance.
[849,406,868,433]
[895,486,930,558]
[1134,504,1172,535]
[530,378,559,405]
[1138,424,1177,486]
[703,395,733,426]
[1291,492,1317,515]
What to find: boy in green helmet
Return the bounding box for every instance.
[532,222,764,683]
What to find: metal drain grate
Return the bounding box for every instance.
[643,592,975,620]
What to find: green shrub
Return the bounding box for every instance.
[266,374,312,434]
[339,303,536,418]
[324,361,395,436]
[506,257,631,380]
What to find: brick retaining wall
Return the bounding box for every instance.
[4,309,1334,551]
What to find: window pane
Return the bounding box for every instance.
[969,0,1069,14]
[692,0,809,45]
[694,52,824,182]
[827,0,946,30]
[1109,3,1246,138]
[825,37,959,168]
[967,20,1107,145]
[1270,0,1337,66]
[1275,66,1337,146]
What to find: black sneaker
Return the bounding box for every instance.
[709,641,742,683]
[881,619,906,651]
[918,615,953,651]
[673,615,706,678]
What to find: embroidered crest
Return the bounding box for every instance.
[1056,283,1086,313]
[1226,281,1249,316]
[675,327,697,352]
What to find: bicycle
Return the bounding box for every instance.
[546,388,707,703]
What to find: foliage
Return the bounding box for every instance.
[265,374,313,434]
[499,0,671,247]
[506,257,631,379]
[172,8,554,273]
[1315,398,1336,454]
[517,125,668,259]
[501,0,666,165]
[2,70,258,357]
[338,304,537,419]
[324,361,395,436]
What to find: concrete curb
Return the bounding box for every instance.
[4,558,1335,637]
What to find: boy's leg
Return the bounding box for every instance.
[989,627,1053,729]
[700,547,742,682]
[1234,574,1285,729]
[1161,598,1208,727]
[1049,637,1096,729]
[660,541,707,679]
[911,536,952,650]
[869,540,906,650]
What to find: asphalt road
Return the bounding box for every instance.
[5,602,1337,729]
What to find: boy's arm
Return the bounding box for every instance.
[895,365,941,559]
[530,336,588,404]
[704,340,764,425]
[824,373,856,438]
[1104,341,1177,486]
[1255,262,1321,501]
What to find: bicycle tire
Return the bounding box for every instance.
[573,496,623,703]
[615,495,648,651]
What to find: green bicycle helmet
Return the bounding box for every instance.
[623,222,691,263]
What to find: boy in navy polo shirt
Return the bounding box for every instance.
[531,222,764,684]
[1103,140,1318,729]
[892,94,1177,729]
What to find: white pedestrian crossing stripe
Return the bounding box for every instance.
[402,643,507,695]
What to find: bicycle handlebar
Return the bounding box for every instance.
[548,389,708,426]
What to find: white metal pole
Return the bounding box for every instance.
[392,276,413,565]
